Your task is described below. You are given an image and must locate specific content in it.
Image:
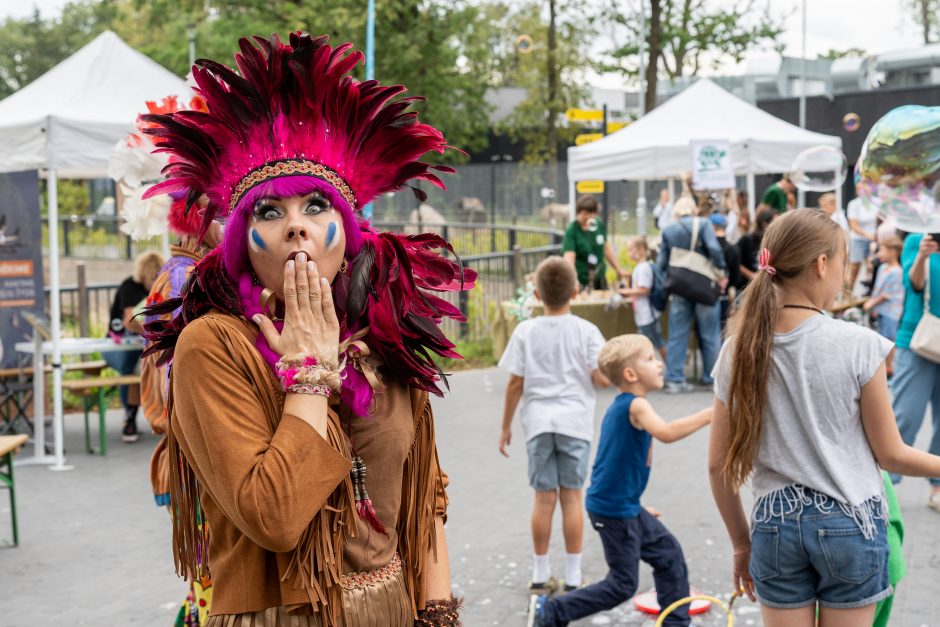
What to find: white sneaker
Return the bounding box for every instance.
[928,492,940,513]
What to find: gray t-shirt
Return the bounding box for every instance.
[714,316,893,535]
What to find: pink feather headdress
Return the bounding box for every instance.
[141,32,476,415]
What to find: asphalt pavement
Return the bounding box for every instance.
[2,368,938,626]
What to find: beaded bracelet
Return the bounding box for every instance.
[275,353,343,392]
[286,384,332,397]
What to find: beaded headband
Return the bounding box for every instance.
[230,159,358,212]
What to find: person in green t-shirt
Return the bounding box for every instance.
[561,195,629,290]
[760,176,795,214]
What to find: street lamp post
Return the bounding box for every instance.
[363,0,376,220]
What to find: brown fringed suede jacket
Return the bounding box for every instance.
[167,312,448,620]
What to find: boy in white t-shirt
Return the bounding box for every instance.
[499,256,610,593]
[617,236,666,359]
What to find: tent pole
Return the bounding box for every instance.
[746,169,756,222]
[835,175,843,213]
[568,179,576,222]
[637,181,647,235]
[47,168,70,471]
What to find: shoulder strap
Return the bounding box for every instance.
[925,258,931,311]
[690,216,701,252]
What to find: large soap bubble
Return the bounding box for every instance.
[857,105,940,233]
[790,146,848,192]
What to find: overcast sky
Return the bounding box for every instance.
[0,0,928,84]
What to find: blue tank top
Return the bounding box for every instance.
[585,393,652,518]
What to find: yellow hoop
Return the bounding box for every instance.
[654,589,745,627]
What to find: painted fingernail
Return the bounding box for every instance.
[251,314,261,324]
[307,261,315,271]
[287,260,294,270]
[297,252,306,263]
[321,278,329,286]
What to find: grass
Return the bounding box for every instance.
[440,337,497,372]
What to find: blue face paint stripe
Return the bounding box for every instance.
[326,221,337,249]
[250,228,267,250]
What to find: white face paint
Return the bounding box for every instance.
[248,226,267,253]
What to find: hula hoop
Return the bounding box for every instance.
[654,589,745,627]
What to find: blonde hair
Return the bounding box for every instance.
[881,235,903,256]
[134,251,165,285]
[598,334,651,386]
[672,195,697,218]
[535,256,577,308]
[723,209,845,490]
[627,235,648,254]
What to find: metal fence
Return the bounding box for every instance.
[42,216,563,261]
[45,220,563,344]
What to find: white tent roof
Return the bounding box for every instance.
[0,31,188,178]
[567,78,842,182]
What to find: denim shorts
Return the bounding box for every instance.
[876,315,900,342]
[850,237,873,264]
[749,488,891,609]
[637,320,665,350]
[526,433,591,491]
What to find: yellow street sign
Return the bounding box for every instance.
[576,180,605,194]
[607,121,628,133]
[575,133,604,145]
[565,108,604,122]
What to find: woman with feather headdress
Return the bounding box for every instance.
[141,33,473,627]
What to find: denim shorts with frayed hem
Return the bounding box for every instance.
[526,432,591,491]
[749,487,892,609]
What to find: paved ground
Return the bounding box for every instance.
[2,368,939,626]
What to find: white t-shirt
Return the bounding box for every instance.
[631,261,658,327]
[498,313,605,442]
[846,198,878,242]
[653,201,674,231]
[713,316,893,534]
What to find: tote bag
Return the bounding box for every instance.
[911,266,940,363]
[664,216,723,306]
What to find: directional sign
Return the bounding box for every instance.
[565,108,604,122]
[576,180,605,194]
[607,121,628,133]
[575,133,604,145]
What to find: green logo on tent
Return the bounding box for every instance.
[698,145,726,171]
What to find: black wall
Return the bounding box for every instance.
[757,84,940,205]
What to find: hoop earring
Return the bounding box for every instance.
[259,287,277,318]
[340,258,349,273]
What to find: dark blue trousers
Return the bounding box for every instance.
[542,509,690,626]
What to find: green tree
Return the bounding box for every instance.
[906,0,940,43]
[819,47,867,60]
[0,0,495,162]
[498,0,596,164]
[603,0,785,112]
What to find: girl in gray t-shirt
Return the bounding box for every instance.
[708,209,940,626]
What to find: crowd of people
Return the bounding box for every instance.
[510,182,940,626]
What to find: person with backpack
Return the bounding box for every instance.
[657,199,727,394]
[617,236,666,360]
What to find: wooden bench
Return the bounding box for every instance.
[61,375,141,456]
[1,361,110,436]
[0,434,28,546]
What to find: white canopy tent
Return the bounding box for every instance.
[567,78,844,222]
[0,31,188,470]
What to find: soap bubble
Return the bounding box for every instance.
[842,112,861,132]
[619,210,629,221]
[789,146,848,192]
[857,105,940,233]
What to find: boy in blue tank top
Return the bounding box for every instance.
[528,334,712,627]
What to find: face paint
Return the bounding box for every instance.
[249,227,267,252]
[325,220,340,251]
